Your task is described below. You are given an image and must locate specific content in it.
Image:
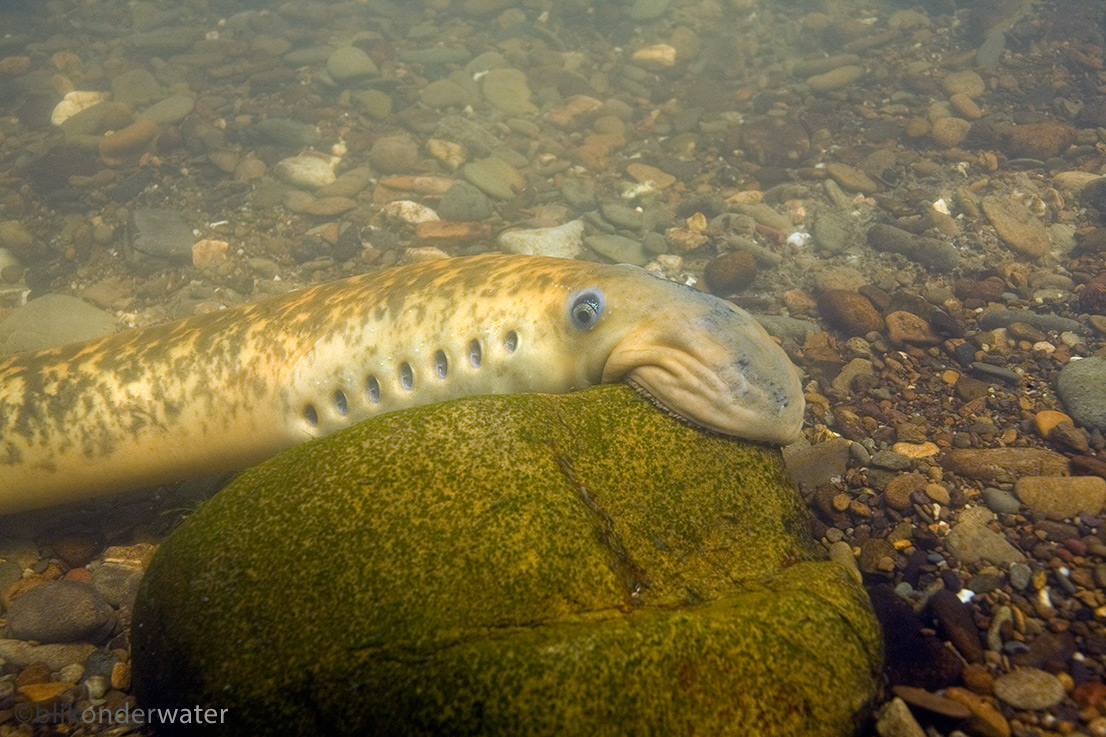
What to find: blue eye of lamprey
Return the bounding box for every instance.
[569,290,605,330]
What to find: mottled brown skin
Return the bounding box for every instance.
[0,254,803,513]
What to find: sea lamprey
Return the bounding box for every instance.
[0,254,804,513]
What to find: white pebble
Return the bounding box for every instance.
[85,674,107,700]
[273,152,340,190]
[497,220,584,259]
[379,200,440,225]
[51,90,107,126]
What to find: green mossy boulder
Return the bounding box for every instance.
[132,384,880,736]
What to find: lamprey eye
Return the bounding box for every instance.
[569,290,605,331]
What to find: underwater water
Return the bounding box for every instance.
[0,0,1104,735]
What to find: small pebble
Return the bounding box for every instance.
[819,290,884,336]
[994,668,1066,710]
[703,251,757,296]
[326,46,378,82]
[1008,562,1032,591]
[1056,357,1106,433]
[982,487,1021,515]
[5,580,115,644]
[931,117,971,148]
[982,195,1051,259]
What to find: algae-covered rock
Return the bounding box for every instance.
[133,384,880,736]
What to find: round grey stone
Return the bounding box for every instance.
[350,89,393,119]
[419,79,473,109]
[438,182,493,221]
[326,46,378,82]
[6,580,116,644]
[110,68,162,108]
[1008,562,1032,591]
[982,487,1022,515]
[1056,356,1106,432]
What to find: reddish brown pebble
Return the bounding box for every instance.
[1079,272,1106,315]
[15,662,51,687]
[886,311,941,346]
[1076,228,1106,254]
[414,220,493,246]
[1072,681,1106,709]
[741,118,811,166]
[1063,538,1088,556]
[1072,454,1106,479]
[703,251,757,296]
[927,589,985,663]
[954,278,1005,303]
[1049,421,1090,453]
[48,533,103,568]
[857,538,897,575]
[63,568,93,583]
[884,473,928,510]
[819,290,884,336]
[994,122,1078,160]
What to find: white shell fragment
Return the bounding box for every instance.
[785,231,812,248]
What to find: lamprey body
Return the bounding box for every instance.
[0,254,803,513]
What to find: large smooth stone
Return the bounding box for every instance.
[133,385,880,736]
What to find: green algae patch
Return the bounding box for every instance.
[132,384,880,736]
